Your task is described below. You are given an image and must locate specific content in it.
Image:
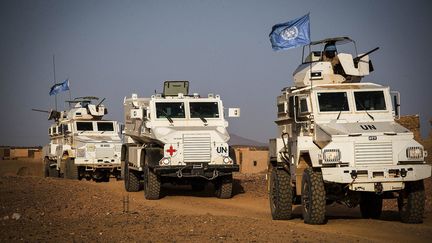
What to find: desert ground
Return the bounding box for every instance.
[1,159,432,242]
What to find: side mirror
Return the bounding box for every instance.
[228,108,240,118]
[391,91,400,119]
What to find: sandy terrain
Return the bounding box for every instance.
[0,160,432,242]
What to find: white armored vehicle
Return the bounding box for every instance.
[39,97,122,181]
[122,81,240,199]
[268,37,431,224]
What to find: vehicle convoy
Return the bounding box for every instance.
[122,81,240,199]
[268,37,431,224]
[36,97,122,182]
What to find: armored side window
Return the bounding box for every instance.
[52,126,57,134]
[299,98,309,113]
[317,92,349,112]
[277,103,286,114]
[76,122,94,131]
[156,102,185,118]
[190,102,219,118]
[58,126,62,135]
[354,91,386,111]
[97,122,114,131]
[62,124,69,133]
[288,96,295,117]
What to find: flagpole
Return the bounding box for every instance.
[68,79,72,109]
[52,55,58,111]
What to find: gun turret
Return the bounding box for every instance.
[96,98,106,108]
[354,47,379,68]
[32,108,61,121]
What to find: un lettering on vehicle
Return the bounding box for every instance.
[216,146,228,156]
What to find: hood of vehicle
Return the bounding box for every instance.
[314,121,411,148]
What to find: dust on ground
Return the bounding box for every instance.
[1,160,432,242]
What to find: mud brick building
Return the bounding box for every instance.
[232,146,268,174]
[0,146,42,160]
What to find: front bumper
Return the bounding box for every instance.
[74,158,121,169]
[322,164,431,192]
[152,164,239,180]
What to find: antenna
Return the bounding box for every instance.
[53,55,58,110]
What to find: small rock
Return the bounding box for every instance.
[3,216,9,220]
[11,213,21,220]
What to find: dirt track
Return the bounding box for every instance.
[1,160,432,242]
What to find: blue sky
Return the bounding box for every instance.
[0,0,431,145]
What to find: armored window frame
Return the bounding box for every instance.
[76,121,94,131]
[96,122,115,132]
[299,97,310,114]
[61,124,70,134]
[317,92,350,112]
[155,102,185,119]
[277,102,286,114]
[353,90,387,111]
[189,102,220,119]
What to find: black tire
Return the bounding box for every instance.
[360,192,383,219]
[103,174,110,182]
[215,174,233,199]
[63,159,69,179]
[229,147,237,164]
[269,167,292,220]
[43,158,50,177]
[143,166,161,200]
[301,168,326,224]
[65,158,79,180]
[398,180,425,224]
[124,159,141,192]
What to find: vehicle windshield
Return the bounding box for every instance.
[156,102,185,118]
[354,91,386,111]
[190,102,219,118]
[76,122,94,131]
[317,92,349,112]
[97,122,114,131]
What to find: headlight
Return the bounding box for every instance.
[159,157,170,165]
[77,149,86,157]
[406,147,423,159]
[323,149,341,162]
[223,157,232,164]
[86,144,96,152]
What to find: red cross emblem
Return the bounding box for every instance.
[166,145,177,156]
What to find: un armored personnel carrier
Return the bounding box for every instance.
[39,97,122,181]
[268,37,431,224]
[122,81,240,199]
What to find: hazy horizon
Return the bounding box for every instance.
[1,0,431,146]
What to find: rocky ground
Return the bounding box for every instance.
[0,160,432,242]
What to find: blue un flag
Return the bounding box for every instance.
[269,13,311,51]
[49,79,70,96]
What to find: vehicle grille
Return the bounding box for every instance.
[355,142,393,166]
[96,148,114,158]
[183,134,211,163]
